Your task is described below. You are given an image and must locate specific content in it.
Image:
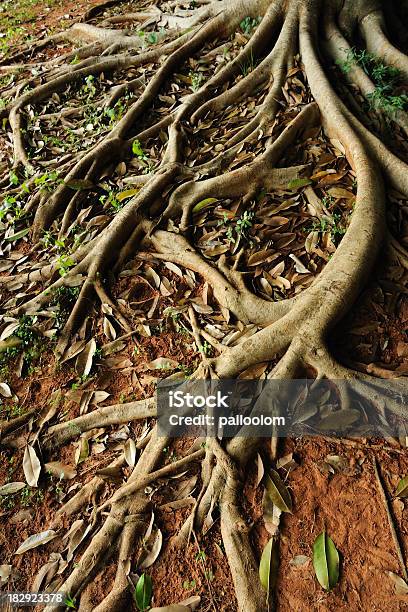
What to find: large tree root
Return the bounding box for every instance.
[2,0,408,610]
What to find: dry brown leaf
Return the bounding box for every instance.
[76,338,97,377]
[15,530,57,555]
[23,445,41,487]
[44,462,76,480]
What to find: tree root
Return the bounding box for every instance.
[44,398,156,450]
[3,0,408,610]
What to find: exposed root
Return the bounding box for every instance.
[360,10,408,81]
[44,398,156,449]
[2,0,408,610]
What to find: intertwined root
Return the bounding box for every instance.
[1,0,408,609]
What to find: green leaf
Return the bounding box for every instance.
[287,178,313,190]
[192,198,218,214]
[64,595,76,609]
[64,179,94,191]
[265,470,292,513]
[134,573,152,611]
[6,228,30,242]
[132,139,144,157]
[313,531,339,591]
[0,336,23,353]
[259,536,279,599]
[395,475,408,498]
[116,188,140,202]
[9,170,19,185]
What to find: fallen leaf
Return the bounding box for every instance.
[318,409,360,431]
[192,198,218,213]
[388,571,408,595]
[256,453,264,487]
[395,475,408,498]
[23,445,41,487]
[259,537,278,599]
[74,437,89,465]
[287,178,312,189]
[324,455,349,473]
[76,338,97,377]
[139,528,163,569]
[0,564,12,583]
[6,228,30,242]
[313,531,339,591]
[0,482,26,495]
[265,470,292,513]
[15,530,57,555]
[31,553,61,591]
[64,178,94,190]
[289,555,310,567]
[124,438,137,468]
[134,574,152,611]
[44,462,76,480]
[276,454,298,471]
[117,188,140,201]
[0,382,12,397]
[144,357,179,370]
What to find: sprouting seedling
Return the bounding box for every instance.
[9,169,19,185]
[239,16,260,35]
[199,340,212,356]
[64,594,76,609]
[132,139,147,159]
[189,70,203,92]
[132,139,154,174]
[133,573,152,611]
[99,190,122,213]
[239,49,256,76]
[83,74,96,98]
[236,210,254,234]
[56,254,75,277]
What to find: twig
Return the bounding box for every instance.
[373,459,408,581]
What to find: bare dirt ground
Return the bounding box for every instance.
[0,1,408,611]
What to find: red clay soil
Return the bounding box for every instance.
[1,3,408,612]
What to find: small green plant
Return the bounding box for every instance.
[34,170,60,192]
[177,363,193,377]
[56,254,75,276]
[367,89,408,114]
[195,549,207,563]
[99,190,122,213]
[20,485,44,507]
[82,74,96,98]
[9,169,19,185]
[147,32,158,44]
[239,49,257,76]
[132,139,154,173]
[64,594,76,609]
[236,210,254,234]
[0,195,26,224]
[0,400,22,419]
[133,574,152,611]
[321,194,334,208]
[309,212,346,243]
[189,70,203,92]
[183,579,196,590]
[218,210,254,244]
[337,47,408,115]
[239,16,260,35]
[199,340,212,356]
